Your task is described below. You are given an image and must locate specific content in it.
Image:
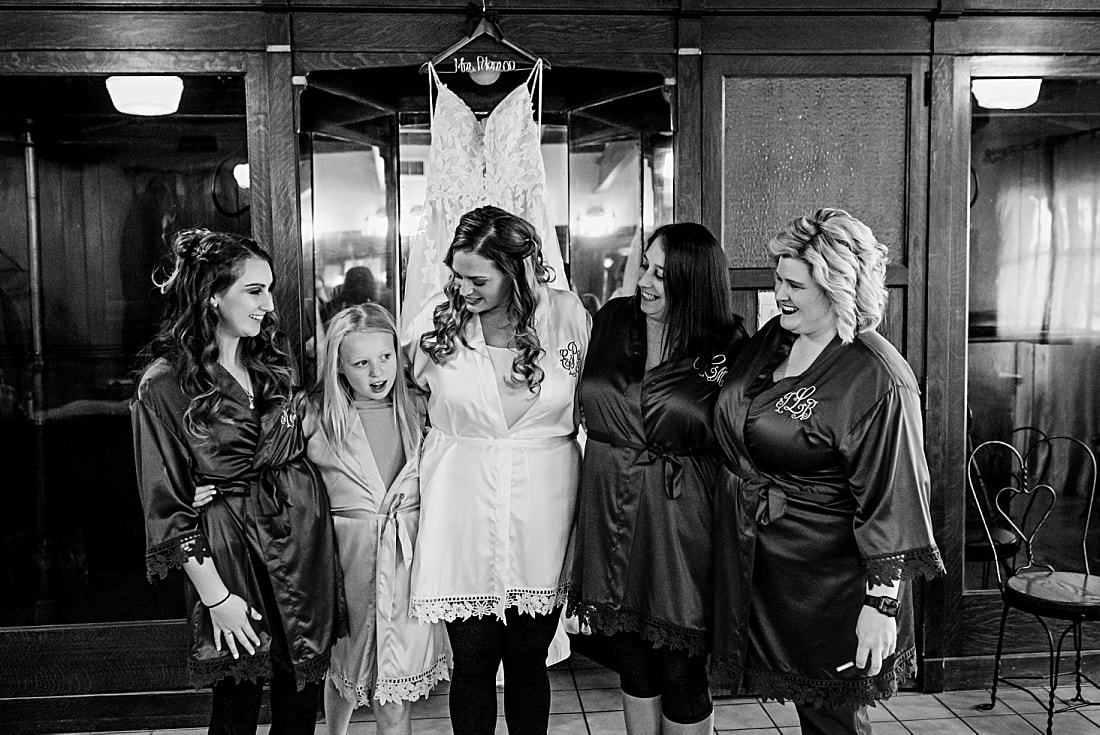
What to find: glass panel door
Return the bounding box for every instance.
[965,77,1100,589]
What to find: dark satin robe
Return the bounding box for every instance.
[712,317,944,708]
[133,358,342,689]
[568,297,748,655]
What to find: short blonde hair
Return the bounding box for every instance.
[768,208,889,343]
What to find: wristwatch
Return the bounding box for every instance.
[864,595,900,618]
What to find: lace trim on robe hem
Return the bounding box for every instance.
[410,585,569,622]
[145,532,211,582]
[190,649,332,691]
[714,646,917,710]
[328,654,451,706]
[566,596,708,657]
[863,546,946,585]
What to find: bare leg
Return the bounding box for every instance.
[322,677,356,735]
[374,700,412,735]
[623,692,663,735]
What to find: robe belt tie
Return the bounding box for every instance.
[330,497,418,624]
[721,460,837,526]
[216,469,292,536]
[587,430,711,500]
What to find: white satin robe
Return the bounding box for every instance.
[404,287,590,625]
[302,404,450,706]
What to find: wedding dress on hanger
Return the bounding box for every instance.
[401,59,567,330]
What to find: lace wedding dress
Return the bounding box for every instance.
[400,60,567,330]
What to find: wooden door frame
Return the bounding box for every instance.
[0,47,294,732]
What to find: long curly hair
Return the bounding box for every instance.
[640,222,738,362]
[419,206,552,393]
[312,303,422,457]
[140,228,295,441]
[767,207,889,343]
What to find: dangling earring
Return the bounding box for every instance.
[211,299,219,309]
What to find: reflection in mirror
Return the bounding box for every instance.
[0,74,249,624]
[568,87,673,313]
[965,77,1100,590]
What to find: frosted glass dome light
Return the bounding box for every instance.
[105,75,184,116]
[972,78,1042,110]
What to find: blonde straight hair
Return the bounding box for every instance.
[313,303,421,458]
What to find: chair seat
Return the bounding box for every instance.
[1005,570,1100,620]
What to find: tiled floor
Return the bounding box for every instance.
[69,654,1100,734]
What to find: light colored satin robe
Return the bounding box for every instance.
[403,287,590,624]
[303,403,450,705]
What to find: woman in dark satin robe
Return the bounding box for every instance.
[132,229,341,735]
[569,223,748,734]
[711,209,944,735]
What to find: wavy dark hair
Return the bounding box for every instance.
[639,222,738,361]
[140,228,295,441]
[419,206,551,393]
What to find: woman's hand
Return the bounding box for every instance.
[208,593,263,659]
[193,484,218,509]
[854,606,897,676]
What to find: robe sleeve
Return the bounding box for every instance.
[131,394,210,582]
[840,384,945,585]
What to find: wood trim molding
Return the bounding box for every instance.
[701,15,932,54]
[0,11,266,50]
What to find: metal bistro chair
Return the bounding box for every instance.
[967,435,1100,734]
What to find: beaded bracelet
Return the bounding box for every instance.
[204,591,232,609]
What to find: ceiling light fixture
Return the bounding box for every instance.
[105,75,184,116]
[972,78,1042,110]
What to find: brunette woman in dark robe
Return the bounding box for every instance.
[132,229,342,735]
[569,223,748,734]
[711,209,944,735]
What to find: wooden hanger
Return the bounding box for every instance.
[420,1,549,74]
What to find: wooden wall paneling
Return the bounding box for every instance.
[0,50,249,75]
[729,288,760,334]
[960,0,1100,10]
[62,162,92,347]
[904,55,930,383]
[701,15,932,54]
[0,689,215,735]
[286,0,680,8]
[675,17,702,224]
[244,53,273,286]
[703,0,936,8]
[294,51,675,77]
[0,11,266,51]
[84,166,108,347]
[921,54,971,691]
[0,621,189,698]
[970,54,1100,77]
[702,56,918,272]
[265,52,307,365]
[291,12,677,55]
[944,650,1100,692]
[935,16,1100,54]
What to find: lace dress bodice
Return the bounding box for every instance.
[401,62,566,329]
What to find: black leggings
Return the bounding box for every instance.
[609,631,712,725]
[445,607,561,735]
[209,669,320,735]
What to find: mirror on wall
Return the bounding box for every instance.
[965,77,1100,590]
[298,65,672,343]
[0,74,249,625]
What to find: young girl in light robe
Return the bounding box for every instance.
[308,304,451,734]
